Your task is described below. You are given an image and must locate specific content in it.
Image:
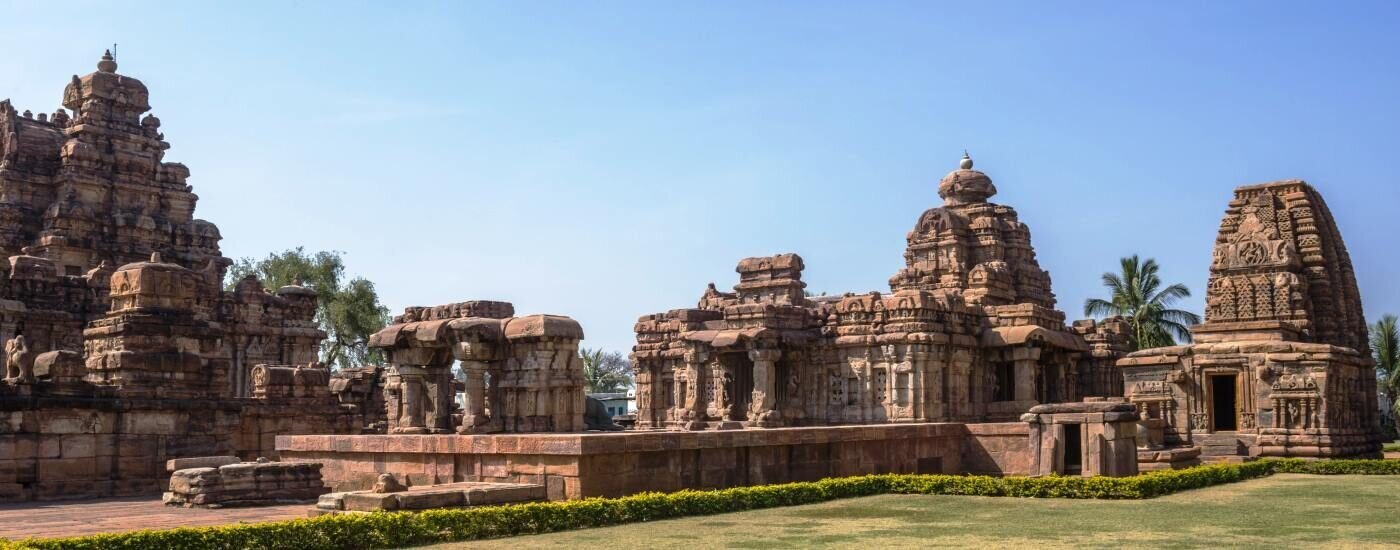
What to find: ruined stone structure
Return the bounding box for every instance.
[369,301,586,435]
[0,51,321,397]
[632,154,1130,430]
[164,456,329,508]
[0,53,376,502]
[1120,180,1382,459]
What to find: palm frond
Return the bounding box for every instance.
[1084,298,1123,318]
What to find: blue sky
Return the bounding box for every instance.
[2,1,1397,354]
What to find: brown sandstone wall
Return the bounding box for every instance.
[279,423,1037,501]
[0,397,364,502]
[960,422,1032,474]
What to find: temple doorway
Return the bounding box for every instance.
[1211,374,1238,432]
[720,353,753,421]
[1062,424,1083,475]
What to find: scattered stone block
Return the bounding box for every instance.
[164,459,328,508]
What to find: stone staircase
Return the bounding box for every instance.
[1196,433,1258,464]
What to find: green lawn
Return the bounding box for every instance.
[422,474,1400,549]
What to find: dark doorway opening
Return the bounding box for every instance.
[1062,424,1083,475]
[992,361,1015,402]
[1211,374,1238,432]
[721,353,753,421]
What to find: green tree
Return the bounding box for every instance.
[579,347,632,393]
[1371,314,1400,426]
[1084,254,1202,351]
[226,247,390,370]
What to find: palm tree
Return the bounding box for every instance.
[579,348,633,394]
[1370,315,1400,429]
[1084,255,1202,351]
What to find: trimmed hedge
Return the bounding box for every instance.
[3,458,1395,550]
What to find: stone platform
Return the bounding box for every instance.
[277,422,1033,500]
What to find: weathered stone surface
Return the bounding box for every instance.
[165,456,239,473]
[632,154,1130,430]
[281,424,1017,500]
[163,459,327,508]
[1023,400,1139,477]
[371,304,585,435]
[0,54,380,503]
[316,481,544,514]
[1119,180,1383,460]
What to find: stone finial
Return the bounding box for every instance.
[150,251,162,263]
[98,49,118,73]
[960,150,973,170]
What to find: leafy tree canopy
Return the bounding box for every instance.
[226,247,390,370]
[580,347,633,394]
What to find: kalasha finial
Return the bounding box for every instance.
[959,150,973,170]
[149,251,162,263]
[97,49,118,73]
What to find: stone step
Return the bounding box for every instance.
[1194,433,1254,457]
[315,481,546,515]
[1199,455,1258,464]
[1198,442,1243,453]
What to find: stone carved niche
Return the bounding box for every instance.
[1269,373,1320,430]
[1212,194,1297,271]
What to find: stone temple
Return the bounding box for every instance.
[631,153,1131,430]
[0,50,323,397]
[0,54,1385,509]
[1120,180,1382,459]
[0,52,378,501]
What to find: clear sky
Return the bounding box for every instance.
[1,1,1397,355]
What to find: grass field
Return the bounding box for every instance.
[422,474,1400,549]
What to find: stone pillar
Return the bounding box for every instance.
[678,348,708,427]
[425,363,455,433]
[1013,347,1039,403]
[390,365,427,434]
[748,348,781,427]
[454,337,502,434]
[634,364,657,428]
[458,360,489,433]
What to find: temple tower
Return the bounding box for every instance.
[1120,180,1381,459]
[889,152,1057,308]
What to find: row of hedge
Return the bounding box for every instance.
[5,458,1398,550]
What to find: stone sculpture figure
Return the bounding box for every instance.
[4,335,34,384]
